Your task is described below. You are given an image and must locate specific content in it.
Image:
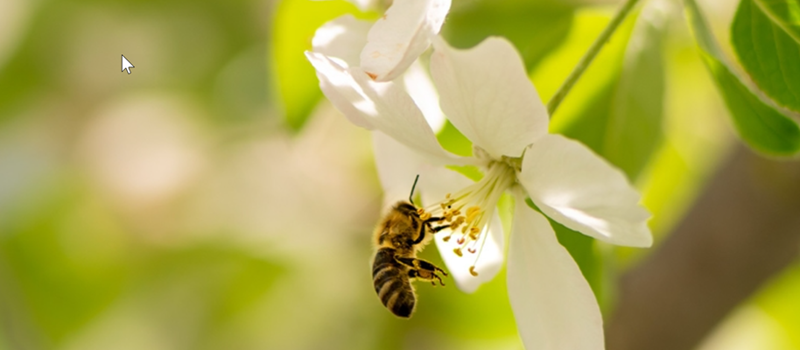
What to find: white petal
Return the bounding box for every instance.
[306,52,465,165]
[402,61,446,133]
[372,131,433,209]
[519,134,652,247]
[421,166,504,293]
[360,0,451,81]
[312,15,371,68]
[507,194,604,350]
[305,51,375,129]
[345,0,378,11]
[430,37,549,159]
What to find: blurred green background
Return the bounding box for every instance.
[0,0,799,349]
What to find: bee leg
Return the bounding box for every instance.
[412,217,447,245]
[430,224,450,233]
[395,256,449,278]
[408,268,445,287]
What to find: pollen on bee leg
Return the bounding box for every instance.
[420,212,432,221]
[469,266,479,276]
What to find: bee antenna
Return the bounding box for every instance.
[408,174,420,205]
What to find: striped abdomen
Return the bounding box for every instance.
[372,247,415,318]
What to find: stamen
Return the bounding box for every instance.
[453,248,463,257]
[469,266,479,276]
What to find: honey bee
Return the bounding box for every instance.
[372,175,450,318]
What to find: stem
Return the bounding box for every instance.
[546,0,641,116]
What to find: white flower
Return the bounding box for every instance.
[307,30,651,349]
[313,0,451,82]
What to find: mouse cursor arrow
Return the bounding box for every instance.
[121,54,134,74]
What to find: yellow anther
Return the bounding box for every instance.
[470,227,480,234]
[440,203,447,210]
[445,193,451,199]
[461,226,468,234]
[469,232,478,240]
[420,212,431,221]
[466,206,481,216]
[449,222,461,231]
[466,208,481,224]
[443,235,451,242]
[469,266,479,276]
[453,248,463,257]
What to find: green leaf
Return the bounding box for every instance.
[684,0,800,156]
[271,0,368,131]
[534,9,637,153]
[754,0,800,43]
[755,263,800,348]
[443,0,574,71]
[732,0,800,113]
[606,6,669,180]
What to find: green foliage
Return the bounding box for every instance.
[732,0,800,114]
[0,181,284,347]
[443,0,574,71]
[685,0,800,156]
[754,0,800,43]
[606,7,668,180]
[271,0,371,131]
[542,8,666,181]
[756,263,800,348]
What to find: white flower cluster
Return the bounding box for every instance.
[306,1,652,348]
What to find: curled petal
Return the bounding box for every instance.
[507,193,604,350]
[430,37,549,159]
[306,52,466,165]
[360,0,451,81]
[312,15,371,68]
[519,134,652,247]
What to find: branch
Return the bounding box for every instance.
[606,145,800,350]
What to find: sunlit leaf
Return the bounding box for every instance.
[443,0,574,71]
[533,9,636,151]
[606,5,669,180]
[755,263,800,348]
[685,0,800,156]
[754,0,800,43]
[271,0,371,131]
[732,0,800,114]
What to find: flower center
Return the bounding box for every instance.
[419,160,516,276]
